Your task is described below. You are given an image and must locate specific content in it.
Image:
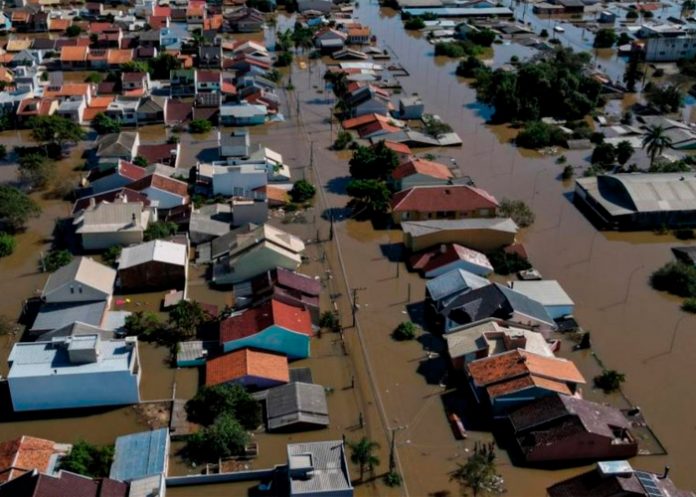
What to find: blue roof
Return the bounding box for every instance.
[110,428,169,482]
[497,284,555,326]
[426,268,490,302]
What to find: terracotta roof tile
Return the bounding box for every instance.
[391,185,498,213]
[341,113,392,130]
[219,299,313,344]
[128,173,188,197]
[60,45,88,62]
[107,49,133,65]
[0,436,57,483]
[205,348,289,386]
[383,140,412,155]
[392,158,453,181]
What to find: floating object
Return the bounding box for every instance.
[449,412,467,439]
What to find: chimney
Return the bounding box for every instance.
[658,466,670,480]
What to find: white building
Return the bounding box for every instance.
[7,335,141,411]
[74,201,154,250]
[510,280,574,319]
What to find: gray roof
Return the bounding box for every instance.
[426,268,490,303]
[30,301,108,332]
[498,284,556,326]
[41,257,116,301]
[75,202,148,233]
[265,382,329,431]
[37,321,115,341]
[402,218,519,237]
[110,429,169,482]
[289,367,314,384]
[510,280,574,307]
[137,96,165,113]
[96,132,138,158]
[287,441,352,495]
[576,173,696,216]
[219,103,266,118]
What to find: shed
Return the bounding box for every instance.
[510,280,574,320]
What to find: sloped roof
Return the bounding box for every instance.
[109,429,168,482]
[205,348,289,386]
[96,132,138,158]
[127,173,188,197]
[425,268,490,302]
[411,243,493,274]
[402,218,519,237]
[391,184,498,212]
[265,382,329,430]
[219,299,313,343]
[0,470,128,497]
[0,436,58,483]
[60,45,88,61]
[118,239,187,269]
[72,188,150,216]
[392,158,453,181]
[42,257,116,301]
[75,202,147,233]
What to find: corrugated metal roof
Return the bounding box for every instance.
[287,441,352,494]
[118,240,187,269]
[426,268,490,302]
[511,280,574,307]
[109,428,168,482]
[41,257,116,302]
[30,301,107,332]
[265,382,328,430]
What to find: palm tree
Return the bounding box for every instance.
[682,0,695,19]
[347,437,380,481]
[642,125,673,167]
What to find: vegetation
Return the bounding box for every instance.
[498,199,535,227]
[650,261,696,297]
[18,153,54,189]
[133,156,148,167]
[102,245,122,267]
[348,437,380,481]
[384,471,402,487]
[488,248,531,275]
[85,73,103,84]
[289,179,317,204]
[144,220,178,241]
[28,115,85,156]
[681,297,696,313]
[349,141,399,181]
[392,321,418,341]
[623,51,642,92]
[404,16,425,30]
[593,369,626,393]
[590,142,616,168]
[450,443,504,497]
[42,249,73,272]
[0,186,41,232]
[150,53,182,79]
[0,232,15,257]
[467,28,496,47]
[593,28,617,48]
[626,9,639,19]
[168,300,210,339]
[65,25,83,37]
[473,47,602,123]
[422,115,453,138]
[124,311,165,339]
[561,165,574,180]
[617,32,632,46]
[642,125,673,167]
[275,51,293,67]
[674,228,695,240]
[0,145,6,161]
[186,413,250,462]
[333,130,353,150]
[58,440,114,478]
[515,121,567,149]
[434,40,483,58]
[93,113,122,135]
[186,384,261,428]
[646,84,684,113]
[649,160,692,173]
[189,119,213,134]
[456,55,486,78]
[319,311,340,331]
[266,69,282,83]
[615,140,634,166]
[346,179,392,218]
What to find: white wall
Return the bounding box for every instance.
[44,283,110,304]
[82,231,144,251]
[212,168,267,196]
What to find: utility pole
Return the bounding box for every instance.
[351,287,367,328]
[389,426,406,473]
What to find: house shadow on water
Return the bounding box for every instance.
[379,241,405,263]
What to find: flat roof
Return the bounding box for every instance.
[287,441,352,495]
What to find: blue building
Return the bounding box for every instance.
[110,428,169,497]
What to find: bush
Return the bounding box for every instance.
[59,440,114,478]
[124,311,165,339]
[651,261,696,297]
[468,28,496,47]
[498,198,535,227]
[488,248,531,275]
[435,42,466,58]
[275,51,293,67]
[515,121,567,149]
[133,156,148,167]
[65,25,83,37]
[404,17,425,30]
[85,73,103,83]
[0,144,6,160]
[423,115,453,138]
[186,384,261,429]
[19,153,54,189]
[626,9,638,18]
[290,179,316,204]
[42,249,72,272]
[319,311,340,331]
[392,321,418,340]
[144,220,178,241]
[92,113,121,135]
[186,413,250,463]
[0,232,15,257]
[591,142,616,167]
[333,130,353,150]
[456,56,485,78]
[593,369,626,393]
[674,229,695,240]
[682,298,696,313]
[593,28,617,48]
[384,471,402,487]
[561,165,574,180]
[189,119,213,134]
[540,29,549,38]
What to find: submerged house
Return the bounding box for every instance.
[508,394,638,463]
[205,348,289,390]
[257,382,329,432]
[110,428,169,497]
[402,218,518,252]
[117,239,188,292]
[510,280,574,320]
[287,441,353,497]
[219,299,313,359]
[0,436,70,483]
[466,349,586,416]
[74,201,154,250]
[391,184,499,225]
[410,243,494,278]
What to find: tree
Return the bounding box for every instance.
[333,130,353,150]
[85,73,103,84]
[65,25,83,37]
[168,300,209,339]
[0,232,15,257]
[457,55,486,78]
[28,115,85,156]
[133,156,148,167]
[185,413,250,462]
[346,179,392,218]
[626,9,639,19]
[348,437,380,481]
[591,142,617,168]
[451,443,504,497]
[150,53,181,79]
[102,245,121,266]
[404,17,425,30]
[144,220,178,241]
[642,125,673,167]
[646,84,684,113]
[593,28,617,48]
[435,41,466,58]
[651,261,696,297]
[393,321,418,340]
[189,119,213,133]
[423,115,453,138]
[124,311,165,339]
[185,384,261,429]
[59,440,114,478]
[348,141,399,180]
[487,248,531,275]
[594,369,626,393]
[0,145,6,160]
[498,199,535,227]
[319,311,340,331]
[468,28,496,47]
[122,61,150,74]
[42,249,73,272]
[681,297,696,313]
[515,121,567,149]
[275,51,293,67]
[289,179,316,203]
[18,153,54,189]
[0,186,41,232]
[615,140,634,166]
[561,165,574,180]
[266,69,282,83]
[682,0,695,18]
[92,113,122,135]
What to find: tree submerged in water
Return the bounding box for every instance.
[450,442,504,497]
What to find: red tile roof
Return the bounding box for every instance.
[128,173,188,197]
[136,144,178,166]
[60,46,88,62]
[205,348,289,386]
[153,5,171,16]
[341,113,393,130]
[391,185,498,213]
[253,185,288,205]
[392,158,453,181]
[72,187,151,215]
[383,140,412,155]
[197,70,220,83]
[107,49,133,65]
[89,22,117,33]
[358,120,400,138]
[219,299,313,344]
[0,436,57,483]
[410,243,493,274]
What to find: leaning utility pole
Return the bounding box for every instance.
[351,287,367,328]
